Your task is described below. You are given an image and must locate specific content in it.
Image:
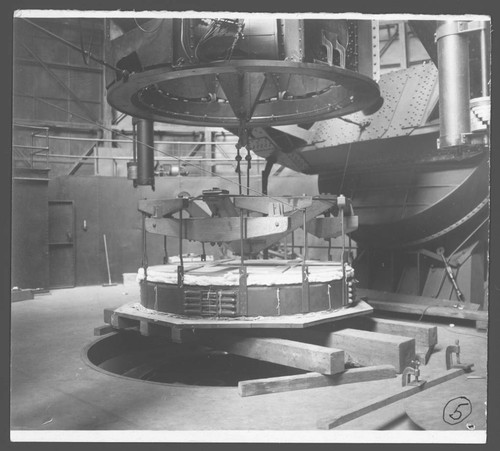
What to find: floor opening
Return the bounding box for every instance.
[84,331,305,387]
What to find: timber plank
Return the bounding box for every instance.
[139,321,171,338]
[109,313,139,330]
[354,317,438,347]
[321,328,415,373]
[200,331,345,375]
[105,300,372,329]
[358,288,480,311]
[238,364,396,397]
[317,368,468,429]
[93,324,115,336]
[367,300,487,322]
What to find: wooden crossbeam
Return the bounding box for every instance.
[238,364,396,397]
[316,368,469,429]
[341,317,438,365]
[199,331,345,375]
[139,321,171,338]
[367,300,487,322]
[320,328,415,373]
[352,317,437,348]
[358,288,480,311]
[93,324,115,336]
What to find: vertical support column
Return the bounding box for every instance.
[101,18,113,176]
[178,208,184,288]
[338,195,347,306]
[136,118,155,189]
[398,21,408,69]
[239,209,248,316]
[436,21,471,149]
[301,209,310,313]
[479,22,490,97]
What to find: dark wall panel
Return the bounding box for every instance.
[11,169,50,289]
[48,176,228,286]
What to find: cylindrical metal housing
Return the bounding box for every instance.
[479,22,489,97]
[127,161,138,180]
[136,119,155,188]
[436,21,471,148]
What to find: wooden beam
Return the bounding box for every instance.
[93,324,115,336]
[353,317,437,348]
[320,328,415,373]
[103,308,114,324]
[200,332,345,375]
[171,327,197,344]
[145,216,291,241]
[475,320,488,331]
[238,364,396,397]
[109,312,139,330]
[367,300,488,322]
[358,288,480,311]
[317,368,468,429]
[139,321,171,338]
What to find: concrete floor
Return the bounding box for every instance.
[11,284,488,435]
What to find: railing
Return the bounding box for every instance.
[12,124,50,169]
[12,126,266,177]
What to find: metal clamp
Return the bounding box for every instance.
[445,340,474,372]
[402,360,426,387]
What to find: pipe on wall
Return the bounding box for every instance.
[135,118,155,189]
[436,21,471,149]
[479,21,489,97]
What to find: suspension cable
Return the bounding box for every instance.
[23,18,120,72]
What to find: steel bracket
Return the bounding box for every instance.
[445,340,474,372]
[402,360,426,387]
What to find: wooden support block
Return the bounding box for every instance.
[317,367,468,429]
[103,308,114,324]
[355,317,438,348]
[321,328,415,373]
[93,325,115,336]
[201,332,345,375]
[11,289,34,302]
[138,321,172,338]
[171,327,196,344]
[238,364,396,397]
[110,313,139,330]
[475,320,488,331]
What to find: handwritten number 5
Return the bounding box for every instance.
[449,403,469,421]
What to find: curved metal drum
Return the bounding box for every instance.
[107,60,381,127]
